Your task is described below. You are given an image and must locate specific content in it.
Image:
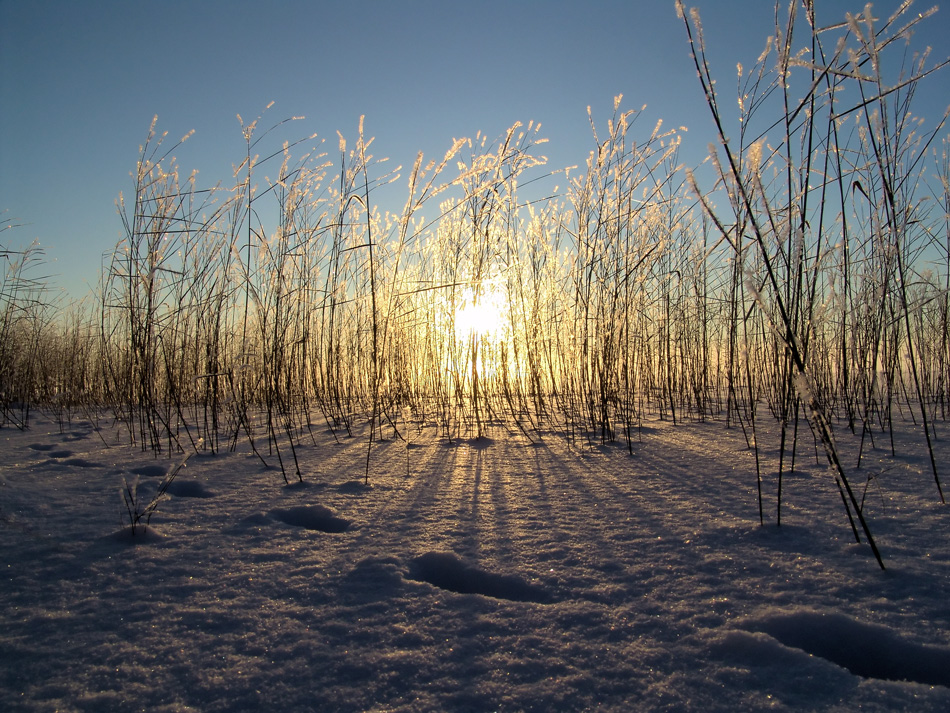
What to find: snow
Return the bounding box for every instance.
[406,552,552,603]
[1,412,949,711]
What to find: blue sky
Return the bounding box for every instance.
[2,0,948,299]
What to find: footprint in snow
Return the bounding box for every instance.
[407,551,552,603]
[62,430,91,442]
[270,505,350,533]
[131,464,169,478]
[165,480,214,498]
[742,610,950,688]
[336,480,373,494]
[28,443,55,452]
[61,457,104,468]
[48,449,73,459]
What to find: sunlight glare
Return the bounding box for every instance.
[454,284,508,340]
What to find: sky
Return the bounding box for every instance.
[1,0,948,300]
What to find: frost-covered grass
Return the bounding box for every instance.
[1,411,949,711]
[2,3,945,490]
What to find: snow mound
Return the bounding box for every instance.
[270,505,350,533]
[344,556,405,596]
[165,480,214,498]
[744,610,950,688]
[465,436,495,449]
[110,524,165,543]
[407,551,551,603]
[283,480,316,491]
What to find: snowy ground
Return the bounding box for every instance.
[2,410,949,711]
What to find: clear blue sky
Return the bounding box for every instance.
[2,0,948,300]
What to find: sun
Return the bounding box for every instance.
[454,283,508,340]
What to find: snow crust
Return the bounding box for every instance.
[1,413,949,711]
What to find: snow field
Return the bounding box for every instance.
[1,413,949,711]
